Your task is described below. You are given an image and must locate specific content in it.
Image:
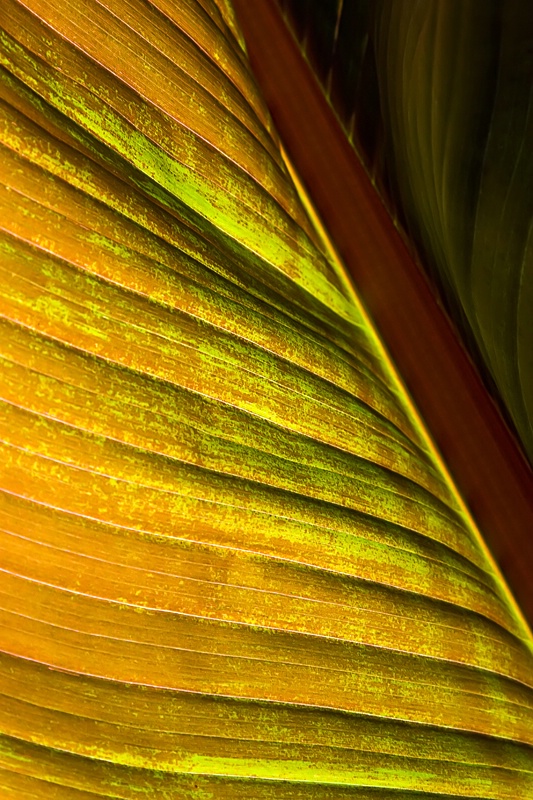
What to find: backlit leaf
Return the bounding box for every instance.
[1,1,532,797]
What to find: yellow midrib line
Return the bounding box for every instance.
[279,142,533,642]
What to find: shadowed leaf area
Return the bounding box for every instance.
[1,0,533,797]
[282,0,533,464]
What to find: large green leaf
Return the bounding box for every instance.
[1,0,533,797]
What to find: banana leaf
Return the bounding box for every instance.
[1,0,533,797]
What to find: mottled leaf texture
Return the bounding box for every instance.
[0,1,532,798]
